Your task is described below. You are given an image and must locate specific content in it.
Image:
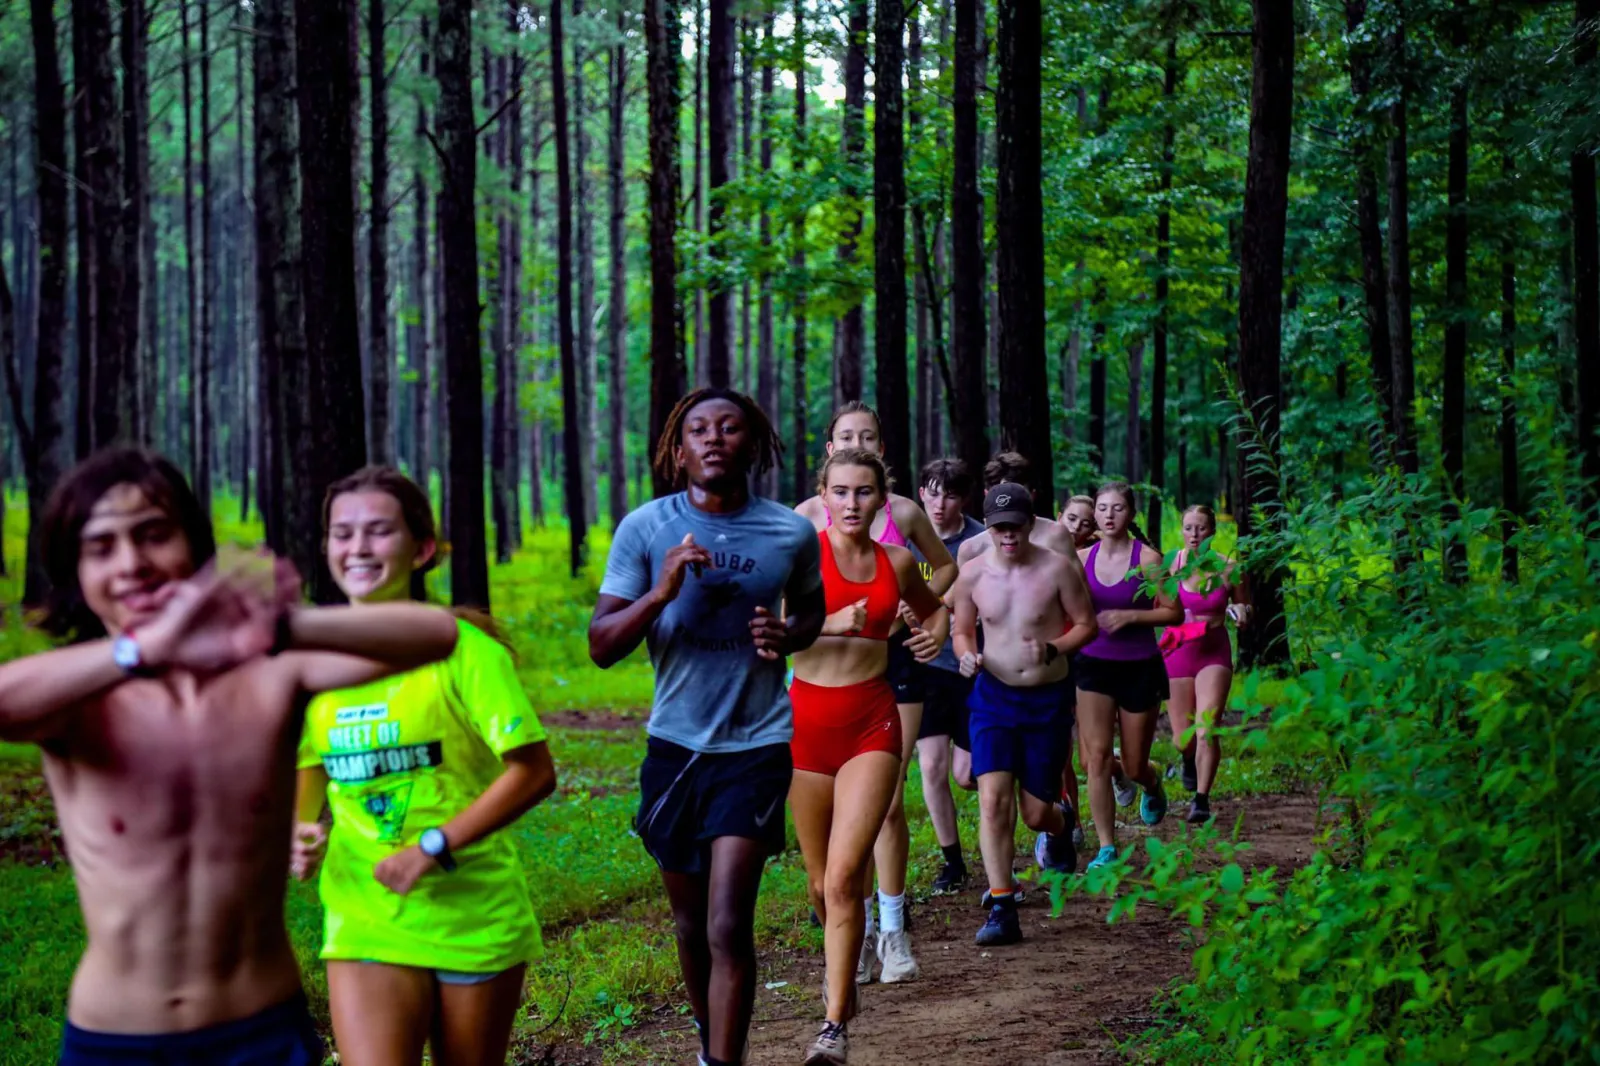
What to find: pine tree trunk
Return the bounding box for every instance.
[436,0,488,603]
[235,32,253,515]
[491,50,514,566]
[297,0,369,601]
[874,0,910,487]
[1386,13,1417,476]
[1146,35,1176,546]
[1575,0,1600,517]
[1441,0,1469,582]
[693,0,706,386]
[507,28,525,550]
[911,10,931,465]
[1500,144,1519,582]
[24,0,68,601]
[1236,0,1294,668]
[368,0,392,464]
[121,0,148,444]
[740,15,754,394]
[705,0,734,386]
[553,0,589,574]
[647,0,684,497]
[608,11,630,523]
[75,0,126,452]
[1345,0,1398,470]
[789,0,810,503]
[1124,338,1143,483]
[834,0,868,406]
[950,0,987,506]
[196,0,214,510]
[411,17,432,491]
[756,8,778,498]
[573,0,599,523]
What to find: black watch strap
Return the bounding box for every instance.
[1044,641,1061,664]
[267,611,293,657]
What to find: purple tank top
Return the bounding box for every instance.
[1082,540,1160,661]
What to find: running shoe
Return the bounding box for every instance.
[931,860,967,895]
[1112,769,1137,808]
[1181,753,1198,793]
[877,929,920,983]
[1071,820,1086,851]
[1033,807,1078,874]
[1086,845,1118,871]
[974,903,1023,946]
[980,881,1026,907]
[1140,777,1169,826]
[1187,795,1212,824]
[804,1021,850,1065]
[856,929,877,985]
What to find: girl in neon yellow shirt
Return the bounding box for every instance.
[291,467,556,1066]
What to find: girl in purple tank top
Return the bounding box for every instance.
[1074,483,1182,872]
[1162,504,1252,825]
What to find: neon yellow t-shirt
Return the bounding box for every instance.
[297,619,547,972]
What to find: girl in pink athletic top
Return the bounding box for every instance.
[1163,504,1252,824]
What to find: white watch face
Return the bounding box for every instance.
[112,636,142,672]
[420,829,445,856]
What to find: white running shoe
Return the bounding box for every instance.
[805,1021,849,1065]
[856,930,877,985]
[1112,769,1138,808]
[877,929,920,983]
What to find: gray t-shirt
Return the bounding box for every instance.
[600,493,823,753]
[912,515,986,673]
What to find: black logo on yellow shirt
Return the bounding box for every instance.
[323,741,445,784]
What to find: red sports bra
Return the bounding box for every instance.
[819,531,902,640]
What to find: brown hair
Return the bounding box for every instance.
[919,457,974,500]
[1065,494,1095,510]
[38,448,217,642]
[825,400,882,443]
[817,448,892,497]
[1095,481,1151,545]
[983,451,1031,490]
[1182,503,1218,534]
[652,387,785,490]
[322,466,507,645]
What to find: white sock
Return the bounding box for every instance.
[878,891,906,934]
[862,896,877,937]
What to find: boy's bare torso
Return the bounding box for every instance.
[967,551,1080,687]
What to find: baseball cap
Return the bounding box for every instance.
[983,482,1035,527]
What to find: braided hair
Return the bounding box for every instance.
[652,387,785,490]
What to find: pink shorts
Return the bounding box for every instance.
[1163,627,1233,680]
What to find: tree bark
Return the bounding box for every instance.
[254,0,307,561]
[1441,0,1468,583]
[1576,0,1600,517]
[1236,0,1293,667]
[835,0,868,405]
[75,0,126,452]
[790,0,810,502]
[491,51,513,566]
[912,11,933,465]
[506,32,524,550]
[25,0,69,604]
[1500,144,1519,582]
[756,7,778,498]
[121,0,149,445]
[693,0,706,386]
[368,0,392,464]
[609,6,630,522]
[1125,338,1143,483]
[1089,282,1107,470]
[1386,11,1417,476]
[1345,0,1397,469]
[196,0,213,508]
[950,0,987,507]
[1147,34,1177,545]
[875,0,910,487]
[411,16,432,491]
[705,0,735,386]
[553,0,589,575]
[298,0,368,602]
[740,14,755,394]
[647,0,685,497]
[574,0,599,524]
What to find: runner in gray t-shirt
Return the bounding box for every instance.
[589,388,824,1066]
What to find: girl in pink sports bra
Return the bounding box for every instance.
[1163,504,1252,825]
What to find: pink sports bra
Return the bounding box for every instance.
[825,498,908,547]
[1176,551,1231,616]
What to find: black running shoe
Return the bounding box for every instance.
[931,861,967,895]
[1186,796,1212,824]
[974,903,1022,946]
[1181,753,1198,793]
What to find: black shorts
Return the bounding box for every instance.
[886,631,926,704]
[60,995,323,1065]
[916,668,974,750]
[1073,653,1169,712]
[636,737,793,875]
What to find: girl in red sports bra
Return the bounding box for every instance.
[788,449,948,1065]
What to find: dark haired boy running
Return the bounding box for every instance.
[0,448,462,1065]
[590,388,826,1066]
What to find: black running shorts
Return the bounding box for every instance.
[886,630,927,704]
[916,668,974,750]
[635,737,793,875]
[1072,653,1169,713]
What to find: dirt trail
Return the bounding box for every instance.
[553,793,1319,1066]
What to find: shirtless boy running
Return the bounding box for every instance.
[949,483,1098,947]
[0,449,461,1064]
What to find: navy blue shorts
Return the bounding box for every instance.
[967,673,1074,804]
[59,994,323,1065]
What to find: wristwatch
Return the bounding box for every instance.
[111,633,154,678]
[418,828,457,872]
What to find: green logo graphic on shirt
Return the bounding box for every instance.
[360,781,415,844]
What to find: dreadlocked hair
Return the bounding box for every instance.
[652,387,785,490]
